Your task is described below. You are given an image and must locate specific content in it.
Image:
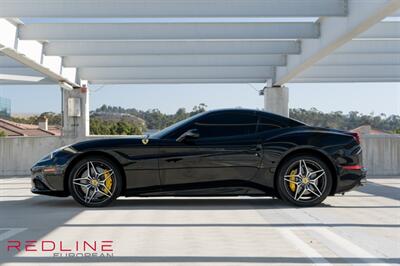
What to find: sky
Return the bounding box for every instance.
[0,82,399,116]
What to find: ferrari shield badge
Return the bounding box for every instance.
[141,137,149,145]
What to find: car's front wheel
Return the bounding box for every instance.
[276,155,332,207]
[68,156,122,207]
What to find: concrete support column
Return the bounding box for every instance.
[61,86,89,138]
[263,86,289,117]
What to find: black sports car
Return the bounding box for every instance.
[31,109,366,207]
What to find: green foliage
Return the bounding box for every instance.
[95,103,208,130]
[90,118,143,135]
[0,130,6,137]
[94,104,399,133]
[289,108,400,132]
[392,129,400,134]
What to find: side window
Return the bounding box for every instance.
[194,113,257,139]
[257,116,284,133]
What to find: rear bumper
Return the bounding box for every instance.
[335,167,367,194]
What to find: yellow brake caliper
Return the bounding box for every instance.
[103,170,113,192]
[289,169,297,192]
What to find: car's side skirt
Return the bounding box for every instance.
[124,180,276,197]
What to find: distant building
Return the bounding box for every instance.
[0,117,61,137]
[0,96,11,118]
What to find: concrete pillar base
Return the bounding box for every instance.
[263,86,289,117]
[62,86,89,138]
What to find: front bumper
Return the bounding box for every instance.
[31,166,68,197]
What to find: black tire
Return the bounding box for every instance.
[276,154,332,207]
[68,155,122,207]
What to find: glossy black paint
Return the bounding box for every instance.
[31,109,366,198]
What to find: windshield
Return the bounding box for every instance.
[151,112,206,139]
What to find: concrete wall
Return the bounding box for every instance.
[0,135,140,176]
[0,134,399,176]
[0,136,81,176]
[361,134,400,176]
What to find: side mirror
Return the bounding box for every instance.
[176,129,200,142]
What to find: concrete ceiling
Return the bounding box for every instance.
[0,0,399,86]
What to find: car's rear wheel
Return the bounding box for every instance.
[276,155,332,207]
[68,156,122,207]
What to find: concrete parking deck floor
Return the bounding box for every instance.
[0,177,399,266]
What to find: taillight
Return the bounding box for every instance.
[342,165,363,170]
[351,132,360,144]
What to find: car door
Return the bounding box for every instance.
[158,111,262,195]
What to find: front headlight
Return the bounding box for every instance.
[40,153,53,161]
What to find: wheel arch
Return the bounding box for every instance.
[63,151,127,196]
[273,147,338,195]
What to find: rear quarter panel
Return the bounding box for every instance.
[252,127,360,191]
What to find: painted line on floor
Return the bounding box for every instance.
[256,205,333,265]
[279,228,332,266]
[314,227,388,265]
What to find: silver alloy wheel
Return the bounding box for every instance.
[283,159,327,202]
[72,161,116,204]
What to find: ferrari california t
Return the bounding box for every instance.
[31,109,366,207]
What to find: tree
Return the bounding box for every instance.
[0,130,6,137]
[90,118,143,135]
[392,129,400,134]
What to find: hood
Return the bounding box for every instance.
[71,136,157,151]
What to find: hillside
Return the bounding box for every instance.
[93,104,400,134]
[5,104,399,136]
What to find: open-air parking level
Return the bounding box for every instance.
[0,176,399,265]
[0,1,399,265]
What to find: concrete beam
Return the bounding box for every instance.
[0,45,80,87]
[19,23,320,41]
[275,0,400,86]
[318,53,400,65]
[292,65,400,82]
[0,67,44,76]
[336,40,400,53]
[0,0,347,17]
[0,78,54,84]
[291,77,400,83]
[61,66,77,84]
[0,67,45,83]
[41,55,62,74]
[0,18,78,87]
[44,40,300,56]
[16,40,43,64]
[88,78,268,84]
[78,66,274,80]
[0,55,22,67]
[358,22,400,39]
[63,54,286,67]
[0,19,17,48]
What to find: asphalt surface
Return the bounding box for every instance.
[0,177,399,266]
